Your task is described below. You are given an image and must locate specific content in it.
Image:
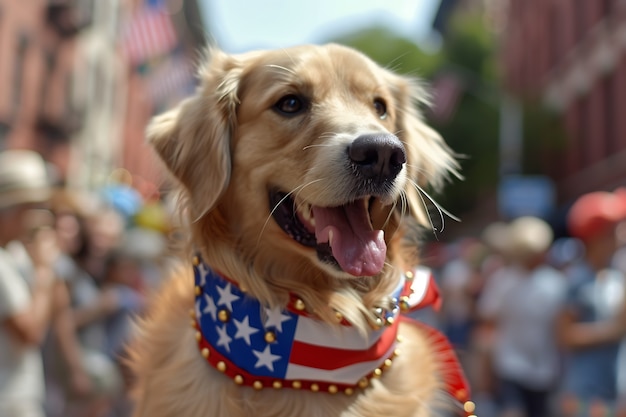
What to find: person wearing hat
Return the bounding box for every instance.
[478,216,567,417]
[0,149,82,417]
[557,190,626,417]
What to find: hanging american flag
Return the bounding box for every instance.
[146,54,195,106]
[121,1,178,66]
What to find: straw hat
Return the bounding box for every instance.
[508,216,554,260]
[567,190,626,242]
[0,150,51,210]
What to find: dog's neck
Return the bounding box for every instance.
[190,256,441,393]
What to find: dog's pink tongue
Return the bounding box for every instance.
[312,201,386,276]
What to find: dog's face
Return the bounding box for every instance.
[149,44,455,285]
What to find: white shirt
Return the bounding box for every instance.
[0,244,45,402]
[479,264,567,388]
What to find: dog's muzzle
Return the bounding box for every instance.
[269,133,407,277]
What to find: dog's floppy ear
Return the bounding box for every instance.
[146,48,243,220]
[387,73,460,228]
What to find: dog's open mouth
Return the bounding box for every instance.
[269,190,386,277]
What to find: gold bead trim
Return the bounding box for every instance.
[264,331,277,343]
[293,299,306,311]
[464,401,476,413]
[399,296,410,312]
[218,309,230,323]
[210,354,399,394]
[193,321,399,394]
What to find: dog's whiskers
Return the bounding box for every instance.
[257,179,324,247]
[293,178,328,206]
[379,200,397,232]
[301,132,344,151]
[302,143,335,151]
[407,178,459,236]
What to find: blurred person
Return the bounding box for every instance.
[0,150,60,417]
[56,200,127,417]
[439,238,494,417]
[548,237,586,277]
[478,216,567,417]
[466,222,516,417]
[100,248,149,417]
[38,190,118,417]
[440,238,486,352]
[101,249,146,360]
[557,190,626,417]
[78,203,125,285]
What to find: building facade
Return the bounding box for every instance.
[500,0,626,201]
[0,0,202,192]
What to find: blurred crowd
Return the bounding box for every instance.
[428,189,626,417]
[3,146,626,417]
[0,149,176,417]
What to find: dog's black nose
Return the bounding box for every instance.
[348,133,407,181]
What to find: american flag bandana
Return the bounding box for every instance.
[192,259,472,413]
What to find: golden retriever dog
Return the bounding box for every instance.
[129,44,472,417]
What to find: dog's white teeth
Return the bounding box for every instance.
[328,229,334,247]
[300,205,315,227]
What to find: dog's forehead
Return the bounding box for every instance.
[241,44,387,95]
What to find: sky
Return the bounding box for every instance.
[199,0,442,53]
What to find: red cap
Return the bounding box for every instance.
[567,190,626,242]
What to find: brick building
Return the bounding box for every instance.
[0,0,203,191]
[500,0,626,201]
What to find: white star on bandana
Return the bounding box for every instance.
[217,282,240,311]
[264,306,291,333]
[203,293,217,320]
[233,315,259,346]
[252,345,281,372]
[216,324,232,353]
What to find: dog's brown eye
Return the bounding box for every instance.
[275,95,305,115]
[373,98,387,119]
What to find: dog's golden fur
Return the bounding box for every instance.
[130,44,459,417]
